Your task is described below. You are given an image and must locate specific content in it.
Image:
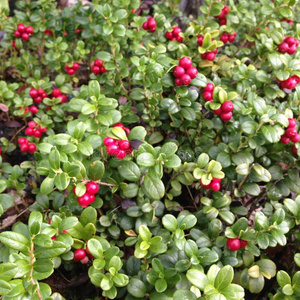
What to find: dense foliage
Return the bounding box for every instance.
[0,0,300,299]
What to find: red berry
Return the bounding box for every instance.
[37,88,45,96]
[20,143,29,152]
[284,77,298,89]
[203,91,213,101]
[228,34,236,43]
[285,36,296,47]
[278,42,289,53]
[17,23,26,33]
[204,83,214,92]
[239,239,248,248]
[25,127,34,135]
[107,144,119,156]
[61,230,68,234]
[77,193,91,208]
[51,235,57,241]
[147,17,156,29]
[119,140,130,150]
[180,74,191,86]
[226,238,241,251]
[173,66,185,78]
[197,35,203,46]
[206,52,216,61]
[148,26,156,33]
[67,69,75,75]
[126,146,133,155]
[73,62,80,70]
[29,106,38,114]
[214,108,222,115]
[176,35,183,42]
[211,182,221,191]
[86,182,99,195]
[172,27,181,36]
[116,150,127,160]
[28,121,36,128]
[58,94,67,103]
[165,31,173,40]
[291,134,300,143]
[94,59,103,67]
[25,26,34,35]
[200,179,211,189]
[104,137,116,146]
[73,249,86,262]
[21,33,30,41]
[213,178,222,183]
[219,18,227,25]
[39,126,47,133]
[175,78,182,86]
[89,194,95,203]
[80,256,89,264]
[33,130,42,138]
[44,29,53,35]
[33,96,43,104]
[281,135,290,144]
[220,112,232,122]
[27,144,37,154]
[220,33,228,43]
[221,101,234,113]
[72,186,77,195]
[142,22,148,30]
[201,53,207,60]
[185,67,198,79]
[18,138,28,144]
[92,66,100,75]
[99,66,107,73]
[14,30,21,38]
[52,88,62,97]
[286,128,297,138]
[179,57,192,69]
[223,6,230,14]
[287,45,297,55]
[113,123,125,129]
[288,118,297,128]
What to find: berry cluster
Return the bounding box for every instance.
[220,32,237,44]
[215,6,230,25]
[173,57,198,86]
[29,88,47,104]
[74,181,99,208]
[277,75,300,90]
[165,26,183,42]
[64,62,80,76]
[73,247,93,264]
[282,19,293,26]
[278,36,299,55]
[91,59,107,76]
[214,101,234,122]
[226,238,248,251]
[197,36,218,61]
[52,88,67,103]
[202,83,214,102]
[200,178,221,191]
[14,23,34,41]
[24,121,47,139]
[18,138,37,154]
[142,17,157,32]
[280,118,300,144]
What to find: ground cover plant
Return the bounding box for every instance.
[0,0,300,299]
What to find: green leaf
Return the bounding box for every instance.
[89,80,101,99]
[0,280,12,295]
[127,278,146,298]
[186,269,209,290]
[256,259,276,279]
[33,259,54,274]
[53,134,71,145]
[236,164,250,175]
[162,214,178,232]
[242,183,261,196]
[35,242,67,258]
[277,271,291,288]
[0,232,30,254]
[197,153,209,168]
[0,263,18,281]
[55,173,70,191]
[137,153,156,167]
[155,278,167,292]
[49,148,60,170]
[214,265,234,290]
[142,175,165,200]
[139,225,151,241]
[87,161,105,181]
[80,207,97,227]
[128,126,147,141]
[118,161,141,182]
[161,142,178,157]
[78,141,93,156]
[173,290,197,300]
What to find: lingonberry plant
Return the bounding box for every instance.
[0,0,300,299]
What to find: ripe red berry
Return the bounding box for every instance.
[219,18,227,25]
[51,235,57,241]
[228,34,236,43]
[220,34,228,43]
[89,194,95,203]
[28,121,36,128]
[94,59,103,67]
[119,140,130,150]
[204,83,214,92]
[288,118,297,128]
[25,127,34,135]
[291,134,300,143]
[203,91,213,101]
[147,17,156,29]
[67,69,75,75]
[185,67,198,79]
[77,193,91,208]
[286,128,297,138]
[17,23,26,33]
[58,94,67,103]
[29,106,38,114]
[25,26,34,35]
[176,35,183,42]
[239,239,248,248]
[14,30,21,38]
[116,150,127,160]
[173,66,185,78]
[285,36,296,46]
[106,144,119,156]
[37,88,45,96]
[21,33,30,41]
[213,178,222,183]
[226,238,241,251]
[113,123,125,129]
[214,108,222,115]
[52,88,62,97]
[278,42,289,53]
[281,135,290,144]
[197,35,203,46]
[200,179,211,189]
[39,126,48,133]
[172,27,181,36]
[44,29,53,35]
[175,78,182,86]
[180,74,191,86]
[126,146,133,155]
[165,31,173,40]
[99,66,107,73]
[27,144,37,154]
[221,101,234,113]
[211,181,221,191]
[86,182,99,195]
[73,62,80,70]
[142,22,148,30]
[92,66,100,75]
[287,45,297,55]
[206,52,216,61]
[73,249,86,262]
[33,130,42,139]
[220,112,232,122]
[179,57,192,69]
[20,143,29,152]
[18,138,28,144]
[104,137,116,146]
